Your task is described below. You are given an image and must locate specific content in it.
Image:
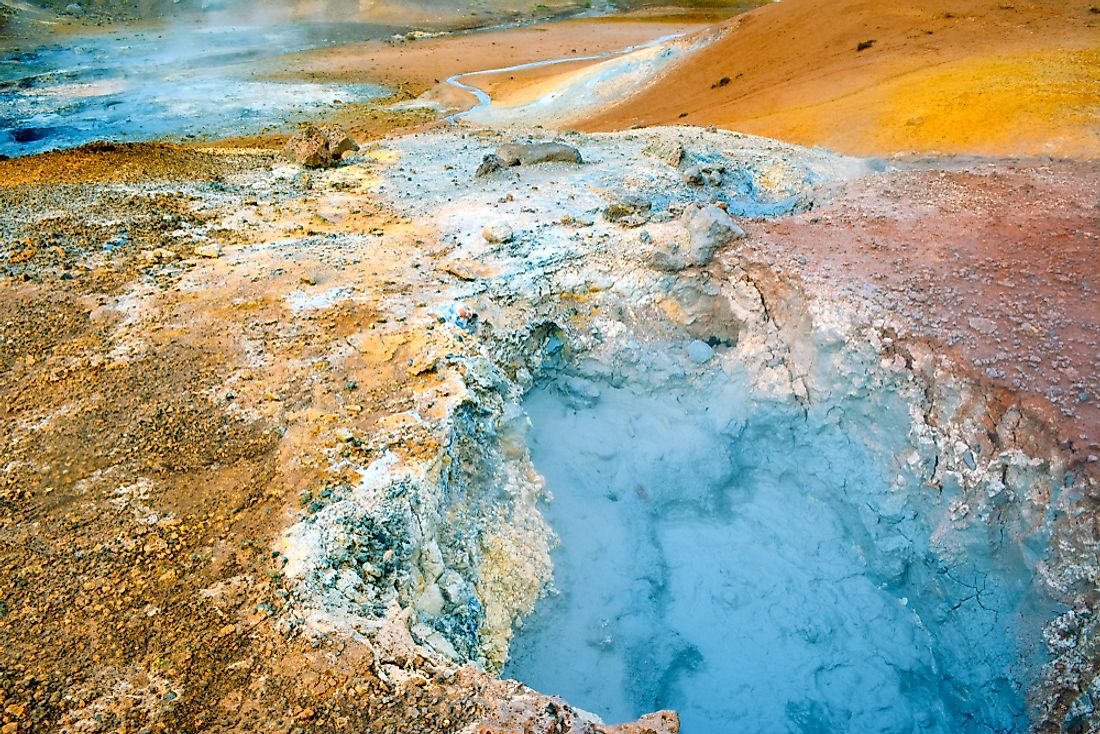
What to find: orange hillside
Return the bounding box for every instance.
[578,0,1100,158]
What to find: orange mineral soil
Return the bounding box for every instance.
[573,0,1100,158]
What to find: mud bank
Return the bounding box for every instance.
[272,128,1098,732]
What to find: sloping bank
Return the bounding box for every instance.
[277,127,1097,733]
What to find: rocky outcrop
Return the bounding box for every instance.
[648,203,745,271]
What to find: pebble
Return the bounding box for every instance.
[482,224,514,244]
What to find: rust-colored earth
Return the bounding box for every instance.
[531,0,1100,158]
[1,0,1098,732]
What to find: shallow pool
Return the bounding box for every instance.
[505,373,1053,733]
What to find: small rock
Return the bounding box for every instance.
[321,125,359,159]
[141,247,177,264]
[495,142,582,167]
[682,164,724,187]
[605,191,652,227]
[648,204,744,271]
[193,243,222,258]
[687,339,715,364]
[475,154,505,177]
[482,224,514,244]
[283,124,359,168]
[644,140,685,167]
[682,203,745,267]
[63,3,83,16]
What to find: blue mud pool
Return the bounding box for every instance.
[0,22,388,157]
[505,374,1055,734]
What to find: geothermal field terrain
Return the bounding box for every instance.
[0,1,1097,733]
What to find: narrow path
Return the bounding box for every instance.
[443,32,685,124]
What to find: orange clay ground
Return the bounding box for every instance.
[576,0,1100,158]
[277,0,1099,159]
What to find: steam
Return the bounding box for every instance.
[0,0,392,156]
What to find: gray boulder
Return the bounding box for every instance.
[495,142,582,167]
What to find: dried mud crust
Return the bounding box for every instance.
[747,159,1100,453]
[0,130,1096,734]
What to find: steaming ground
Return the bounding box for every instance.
[0,3,1098,730]
[0,22,394,156]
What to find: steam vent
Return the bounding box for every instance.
[1,1,1097,733]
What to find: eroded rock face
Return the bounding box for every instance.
[283,124,360,168]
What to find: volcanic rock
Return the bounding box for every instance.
[495,142,583,167]
[283,125,360,168]
[482,224,514,244]
[476,153,506,177]
[649,203,745,271]
[605,191,652,227]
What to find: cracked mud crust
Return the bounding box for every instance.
[0,129,1097,733]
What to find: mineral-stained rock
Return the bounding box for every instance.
[496,142,583,167]
[644,140,686,167]
[283,124,359,168]
[482,224,514,244]
[649,203,745,271]
[681,202,745,267]
[682,163,724,187]
[605,191,652,227]
[476,153,506,177]
[321,125,360,159]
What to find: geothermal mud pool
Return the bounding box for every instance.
[274,127,1096,732]
[0,114,1095,732]
[0,22,388,156]
[507,369,1053,733]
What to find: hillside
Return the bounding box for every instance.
[577,0,1100,158]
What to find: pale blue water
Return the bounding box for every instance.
[0,22,388,156]
[506,374,1054,733]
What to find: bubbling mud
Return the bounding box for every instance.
[505,365,1057,733]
